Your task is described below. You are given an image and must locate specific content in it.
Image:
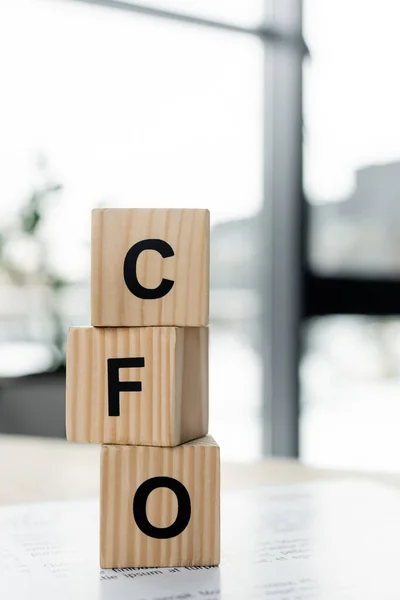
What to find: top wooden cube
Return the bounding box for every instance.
[91,208,210,327]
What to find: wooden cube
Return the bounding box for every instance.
[100,436,220,568]
[66,326,208,446]
[91,208,210,327]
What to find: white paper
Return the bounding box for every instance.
[1,480,400,599]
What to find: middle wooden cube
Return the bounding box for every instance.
[66,326,208,446]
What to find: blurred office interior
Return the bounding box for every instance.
[1,0,400,470]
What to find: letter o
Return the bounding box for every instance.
[133,476,191,539]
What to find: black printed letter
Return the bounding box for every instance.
[133,477,191,539]
[107,357,145,417]
[123,239,174,300]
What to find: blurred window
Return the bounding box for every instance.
[304,0,400,276]
[302,0,400,471]
[0,0,265,459]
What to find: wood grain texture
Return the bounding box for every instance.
[100,436,220,568]
[91,208,210,327]
[66,326,208,446]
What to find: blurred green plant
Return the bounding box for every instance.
[0,157,67,366]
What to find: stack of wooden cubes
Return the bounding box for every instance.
[66,208,220,569]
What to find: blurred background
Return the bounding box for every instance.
[1,0,400,471]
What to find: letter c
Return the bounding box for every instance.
[123,239,174,300]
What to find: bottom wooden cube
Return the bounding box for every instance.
[100,435,220,569]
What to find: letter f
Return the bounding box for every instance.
[107,357,145,417]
